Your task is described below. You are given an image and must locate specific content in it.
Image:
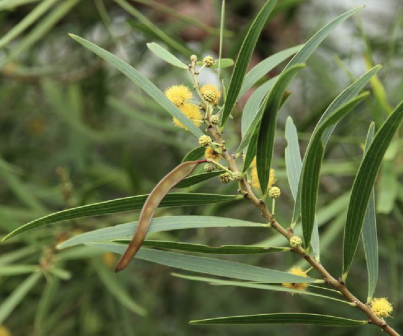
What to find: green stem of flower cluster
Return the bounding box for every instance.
[205,123,401,336]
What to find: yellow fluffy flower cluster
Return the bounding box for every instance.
[165,85,202,130]
[250,158,276,191]
[282,266,310,292]
[370,298,393,318]
[205,147,220,161]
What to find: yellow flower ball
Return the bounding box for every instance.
[200,84,221,105]
[370,298,393,318]
[172,103,203,130]
[165,85,193,107]
[282,266,309,292]
[205,147,220,161]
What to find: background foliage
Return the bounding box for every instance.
[0,0,402,335]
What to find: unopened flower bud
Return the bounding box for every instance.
[190,55,198,62]
[210,115,220,125]
[232,172,243,181]
[269,186,281,199]
[199,135,212,147]
[203,56,214,67]
[290,236,302,248]
[204,164,215,172]
[219,173,231,184]
[203,90,216,103]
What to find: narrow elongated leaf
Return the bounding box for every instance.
[0,272,42,324]
[69,34,204,138]
[343,100,403,280]
[3,193,242,241]
[147,42,188,69]
[237,7,364,157]
[58,216,268,249]
[221,0,278,126]
[196,59,234,69]
[256,64,305,193]
[88,243,320,283]
[300,93,369,247]
[291,65,382,228]
[0,0,59,48]
[181,147,205,162]
[285,117,319,259]
[239,45,302,98]
[190,313,367,326]
[241,78,276,138]
[361,123,378,302]
[239,65,304,161]
[285,117,302,199]
[93,262,147,316]
[174,274,349,305]
[175,171,223,188]
[116,161,204,272]
[117,240,290,254]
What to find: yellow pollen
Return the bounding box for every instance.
[282,266,309,293]
[370,298,393,318]
[205,147,220,161]
[172,103,203,130]
[250,158,276,191]
[165,85,193,107]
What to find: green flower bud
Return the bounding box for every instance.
[199,135,212,147]
[203,56,214,67]
[219,172,231,184]
[210,115,220,125]
[290,236,302,248]
[269,186,281,199]
[204,164,215,172]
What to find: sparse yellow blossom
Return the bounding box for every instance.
[165,85,193,107]
[370,298,393,318]
[205,147,220,161]
[201,84,221,105]
[172,103,202,130]
[282,266,309,292]
[250,158,276,191]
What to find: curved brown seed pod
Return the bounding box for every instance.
[115,160,207,272]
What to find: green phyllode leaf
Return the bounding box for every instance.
[118,240,290,255]
[3,194,242,241]
[361,123,378,302]
[147,42,188,69]
[221,0,278,126]
[300,93,369,248]
[291,65,382,228]
[88,243,320,284]
[69,34,204,138]
[58,216,268,249]
[190,313,367,326]
[256,64,305,193]
[285,117,319,259]
[343,99,403,281]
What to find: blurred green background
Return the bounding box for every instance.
[0,0,402,335]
